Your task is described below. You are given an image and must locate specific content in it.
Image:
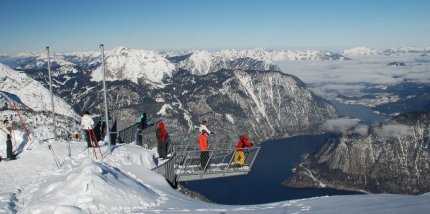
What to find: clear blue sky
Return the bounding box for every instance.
[1,0,429,53]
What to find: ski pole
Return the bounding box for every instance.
[87,130,97,159]
[90,129,103,159]
[48,144,61,168]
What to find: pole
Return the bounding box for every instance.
[46,46,58,140]
[100,44,112,154]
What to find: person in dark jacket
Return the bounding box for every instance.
[233,134,253,167]
[156,121,169,159]
[136,112,151,146]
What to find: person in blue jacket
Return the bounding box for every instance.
[136,112,151,146]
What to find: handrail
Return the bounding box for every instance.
[175,146,261,181]
[117,122,261,183]
[152,152,177,186]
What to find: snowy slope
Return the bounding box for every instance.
[0,135,429,213]
[0,63,78,118]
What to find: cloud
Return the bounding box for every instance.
[374,123,410,138]
[275,54,430,95]
[322,118,368,136]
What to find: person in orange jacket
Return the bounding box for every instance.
[234,134,253,167]
[198,129,209,168]
[155,121,169,159]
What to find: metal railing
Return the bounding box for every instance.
[117,123,138,144]
[152,152,177,185]
[175,146,261,182]
[117,123,159,150]
[117,122,261,183]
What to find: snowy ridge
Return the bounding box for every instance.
[384,47,430,54]
[1,47,349,86]
[91,47,175,85]
[171,49,347,75]
[0,63,79,118]
[342,46,381,56]
[342,46,430,56]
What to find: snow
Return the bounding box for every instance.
[157,104,173,116]
[0,124,430,213]
[342,47,381,56]
[0,63,79,118]
[91,47,175,85]
[225,114,235,124]
[173,48,347,75]
[236,71,268,120]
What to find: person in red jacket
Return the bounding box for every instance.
[234,134,253,167]
[198,129,209,169]
[155,121,169,159]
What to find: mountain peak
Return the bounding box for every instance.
[91,47,175,85]
[343,47,381,56]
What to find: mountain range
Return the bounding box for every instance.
[2,46,428,140]
[0,47,347,141]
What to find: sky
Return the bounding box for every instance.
[1,0,430,53]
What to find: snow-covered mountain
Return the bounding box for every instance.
[342,46,382,56]
[0,63,78,118]
[285,112,430,194]
[168,49,348,75]
[161,69,338,140]
[0,48,342,136]
[91,47,175,86]
[22,67,338,141]
[384,47,430,55]
[0,63,81,140]
[0,47,349,84]
[341,46,430,56]
[0,47,346,140]
[0,51,100,75]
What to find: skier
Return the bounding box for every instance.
[1,119,16,160]
[155,121,169,159]
[233,134,253,167]
[81,111,95,147]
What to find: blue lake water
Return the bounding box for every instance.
[184,134,362,205]
[330,100,390,125]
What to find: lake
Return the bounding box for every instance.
[183,134,362,205]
